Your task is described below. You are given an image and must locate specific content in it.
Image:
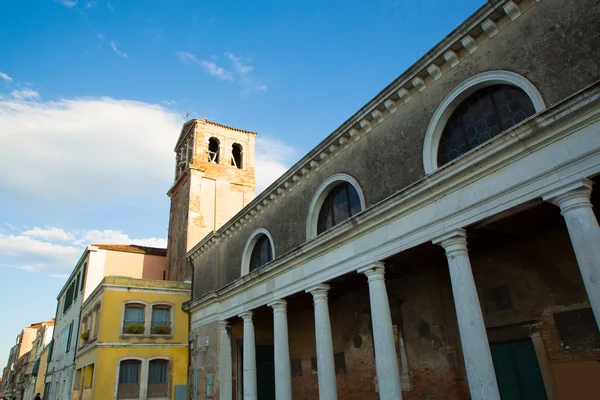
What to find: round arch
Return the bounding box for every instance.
[423,70,546,174]
[306,173,366,240]
[241,228,276,276]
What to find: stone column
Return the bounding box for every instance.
[239,311,257,400]
[306,284,337,400]
[543,179,600,329]
[268,299,292,400]
[218,320,232,400]
[433,229,500,400]
[357,262,403,400]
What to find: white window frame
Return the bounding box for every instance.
[241,228,276,276]
[114,356,145,400]
[149,302,175,337]
[113,356,172,400]
[121,301,149,337]
[422,70,546,174]
[306,173,366,240]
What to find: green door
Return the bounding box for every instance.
[256,345,275,400]
[491,339,547,400]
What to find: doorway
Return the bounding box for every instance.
[491,339,548,400]
[237,343,275,400]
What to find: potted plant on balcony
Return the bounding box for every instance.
[80,332,89,341]
[125,323,145,334]
[153,325,171,335]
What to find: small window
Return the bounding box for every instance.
[84,364,94,389]
[151,306,172,335]
[73,369,82,390]
[317,182,362,235]
[148,359,169,398]
[118,360,141,399]
[437,84,536,166]
[249,234,272,272]
[123,304,145,334]
[92,306,101,339]
[80,262,86,292]
[231,143,243,169]
[208,137,220,163]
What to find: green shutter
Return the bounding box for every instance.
[47,340,54,363]
[80,262,87,292]
[66,322,73,352]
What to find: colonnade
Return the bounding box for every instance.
[217,179,600,400]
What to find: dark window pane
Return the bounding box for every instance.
[317,182,363,235]
[438,85,536,167]
[348,185,361,216]
[332,185,351,225]
[249,235,272,272]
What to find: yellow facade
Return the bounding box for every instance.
[73,277,191,400]
[33,345,49,396]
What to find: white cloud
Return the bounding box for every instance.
[85,1,97,8]
[226,53,253,75]
[199,60,233,81]
[110,42,128,58]
[11,89,40,100]
[176,51,199,64]
[51,273,70,278]
[0,72,12,82]
[225,53,268,94]
[107,2,114,11]
[0,226,167,273]
[6,223,16,230]
[22,227,75,242]
[0,97,181,206]
[254,136,297,194]
[75,229,167,248]
[97,33,104,40]
[0,233,81,270]
[176,51,233,81]
[54,0,78,6]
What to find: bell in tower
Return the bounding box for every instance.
[166,118,256,281]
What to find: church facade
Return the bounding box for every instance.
[176,0,600,399]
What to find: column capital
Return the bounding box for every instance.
[267,299,287,313]
[218,320,230,330]
[357,261,386,281]
[239,311,253,321]
[306,284,330,302]
[542,178,594,214]
[432,229,468,256]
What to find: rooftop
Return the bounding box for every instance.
[93,244,167,256]
[191,118,257,135]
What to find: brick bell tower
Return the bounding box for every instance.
[166,118,256,281]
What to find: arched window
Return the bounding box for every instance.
[118,359,141,399]
[317,182,362,235]
[208,137,220,163]
[123,304,145,335]
[231,143,243,169]
[249,234,272,272]
[437,84,536,166]
[148,359,169,398]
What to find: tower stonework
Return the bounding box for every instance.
[166,119,256,281]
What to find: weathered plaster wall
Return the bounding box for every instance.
[191,0,600,298]
[194,223,600,399]
[169,120,256,282]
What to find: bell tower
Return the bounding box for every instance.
[166,118,256,281]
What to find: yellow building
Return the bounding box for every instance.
[72,276,191,400]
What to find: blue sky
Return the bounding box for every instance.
[0,0,483,365]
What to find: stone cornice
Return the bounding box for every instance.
[185,81,600,313]
[188,0,536,261]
